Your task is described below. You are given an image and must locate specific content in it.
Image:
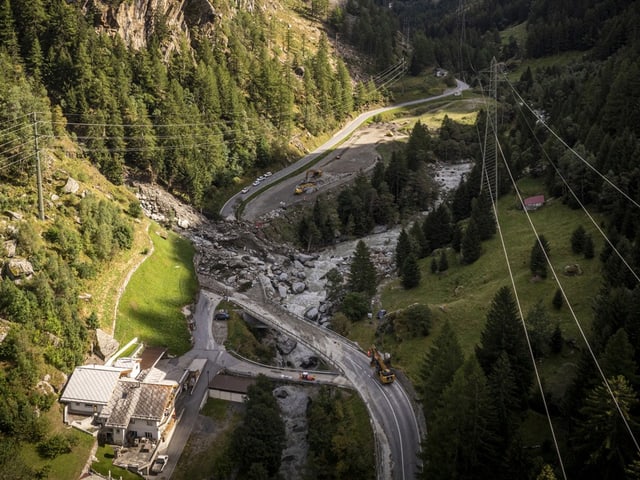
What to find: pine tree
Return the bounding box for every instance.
[476,286,533,408]
[423,203,453,251]
[461,217,482,264]
[572,376,639,480]
[418,320,464,424]
[410,221,429,258]
[401,253,421,289]
[550,323,563,354]
[571,225,586,253]
[473,193,496,241]
[438,250,449,272]
[552,288,563,310]
[406,120,432,170]
[530,235,549,278]
[0,0,18,57]
[600,328,639,385]
[487,352,520,444]
[526,301,553,358]
[583,234,595,259]
[421,357,499,480]
[395,228,412,275]
[348,240,376,297]
[536,465,558,480]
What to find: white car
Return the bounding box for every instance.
[241,187,250,194]
[264,171,273,177]
[151,454,169,474]
[252,180,261,186]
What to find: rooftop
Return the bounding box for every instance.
[210,373,256,394]
[102,379,177,428]
[60,365,124,405]
[524,195,545,205]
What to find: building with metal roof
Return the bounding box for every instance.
[60,365,125,417]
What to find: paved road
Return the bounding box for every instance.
[150,290,350,479]
[220,79,469,221]
[229,291,422,480]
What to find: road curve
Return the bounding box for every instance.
[220,79,470,221]
[228,291,422,480]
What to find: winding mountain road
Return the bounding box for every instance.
[210,82,472,479]
[220,79,469,221]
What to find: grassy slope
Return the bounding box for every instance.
[115,227,198,355]
[352,177,601,403]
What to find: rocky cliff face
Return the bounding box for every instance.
[85,0,218,52]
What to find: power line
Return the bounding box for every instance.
[485,69,640,457]
[504,77,640,211]
[494,131,640,459]
[507,87,640,285]
[481,62,568,480]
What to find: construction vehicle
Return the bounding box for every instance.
[367,345,395,384]
[299,371,316,381]
[305,169,322,181]
[294,169,322,195]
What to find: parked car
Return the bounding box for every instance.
[151,455,169,474]
[214,309,230,320]
[241,187,250,194]
[264,171,273,177]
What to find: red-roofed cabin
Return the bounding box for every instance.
[524,195,545,211]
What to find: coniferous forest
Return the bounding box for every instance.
[2,0,640,478]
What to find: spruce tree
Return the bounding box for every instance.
[526,301,553,358]
[395,228,412,275]
[418,320,464,424]
[438,250,449,272]
[476,286,533,408]
[401,253,421,289]
[410,220,429,258]
[348,240,376,297]
[600,328,639,385]
[461,216,482,264]
[583,234,595,259]
[552,288,563,310]
[473,193,496,241]
[530,235,549,278]
[572,376,639,480]
[421,357,499,480]
[550,324,563,354]
[571,225,586,253]
[406,120,432,170]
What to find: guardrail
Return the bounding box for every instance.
[198,273,389,480]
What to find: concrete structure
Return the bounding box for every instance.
[60,365,124,416]
[112,357,141,378]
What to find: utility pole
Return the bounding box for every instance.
[33,112,45,220]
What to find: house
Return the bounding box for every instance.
[523,195,545,211]
[434,68,448,78]
[97,378,178,446]
[60,365,125,417]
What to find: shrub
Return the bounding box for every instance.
[128,200,143,218]
[38,433,78,459]
[341,292,370,321]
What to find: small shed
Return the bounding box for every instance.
[208,373,255,403]
[523,195,545,211]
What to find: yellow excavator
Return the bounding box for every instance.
[294,169,322,194]
[368,345,395,384]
